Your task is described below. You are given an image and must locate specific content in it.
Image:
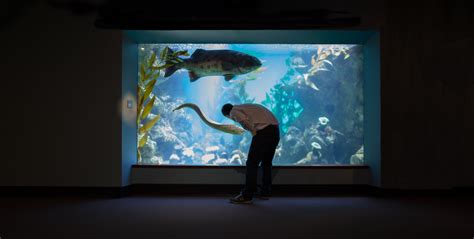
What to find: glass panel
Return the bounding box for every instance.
[137,44,363,166]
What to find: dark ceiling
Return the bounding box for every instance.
[93,0,360,29]
[3,0,361,29]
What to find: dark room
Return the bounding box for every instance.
[1,0,473,238]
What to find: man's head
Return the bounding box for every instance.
[221,103,234,117]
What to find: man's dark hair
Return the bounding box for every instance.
[221,103,233,116]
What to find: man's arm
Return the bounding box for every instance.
[230,110,257,136]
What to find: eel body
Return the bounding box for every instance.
[173,103,245,135]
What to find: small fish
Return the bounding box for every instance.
[290,57,308,68]
[164,47,262,82]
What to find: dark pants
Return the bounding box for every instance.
[242,125,280,199]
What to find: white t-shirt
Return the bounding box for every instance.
[229,104,279,133]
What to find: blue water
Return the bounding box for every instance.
[138,44,364,166]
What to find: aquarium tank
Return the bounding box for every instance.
[136,43,364,166]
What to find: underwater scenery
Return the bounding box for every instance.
[137,44,364,166]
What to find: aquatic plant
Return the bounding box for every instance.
[308,46,350,78]
[294,45,361,164]
[136,43,363,166]
[228,68,265,104]
[137,47,189,162]
[262,67,304,134]
[263,46,353,163]
[286,46,351,92]
[237,80,255,103]
[148,95,193,163]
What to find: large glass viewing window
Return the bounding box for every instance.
[135,42,364,166]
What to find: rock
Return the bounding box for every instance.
[280,136,307,165]
[311,142,322,150]
[201,154,215,164]
[169,153,180,164]
[205,146,220,153]
[140,138,157,164]
[350,146,364,164]
[230,154,243,165]
[289,46,364,164]
[296,152,314,165]
[286,126,302,137]
[182,147,194,157]
[214,158,228,165]
[219,151,228,160]
[150,156,163,164]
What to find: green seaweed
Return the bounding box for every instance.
[262,46,350,134]
[232,79,256,104]
[136,47,188,163]
[226,67,265,104]
[262,67,303,134]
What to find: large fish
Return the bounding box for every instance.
[164,47,262,82]
[173,103,245,135]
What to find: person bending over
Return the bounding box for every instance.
[221,103,280,204]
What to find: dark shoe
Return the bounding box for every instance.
[229,193,253,204]
[256,192,271,200]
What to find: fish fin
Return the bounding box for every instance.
[164,64,180,77]
[191,49,206,58]
[163,47,182,77]
[162,47,175,63]
[189,71,201,82]
[224,74,236,81]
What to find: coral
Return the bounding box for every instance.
[288,45,364,164]
[274,126,307,165]
[150,156,163,164]
[146,94,194,161]
[139,138,157,164]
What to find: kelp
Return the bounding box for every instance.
[283,46,351,92]
[233,74,260,103]
[224,67,265,104]
[141,96,156,120]
[262,46,350,133]
[262,67,303,134]
[136,47,188,162]
[139,114,160,134]
[138,132,148,148]
[308,46,350,78]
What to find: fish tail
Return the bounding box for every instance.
[164,64,180,77]
[172,104,185,112]
[163,47,182,77]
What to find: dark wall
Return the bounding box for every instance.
[0,2,122,186]
[381,1,474,188]
[1,0,472,188]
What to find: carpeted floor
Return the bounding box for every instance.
[1,194,473,239]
